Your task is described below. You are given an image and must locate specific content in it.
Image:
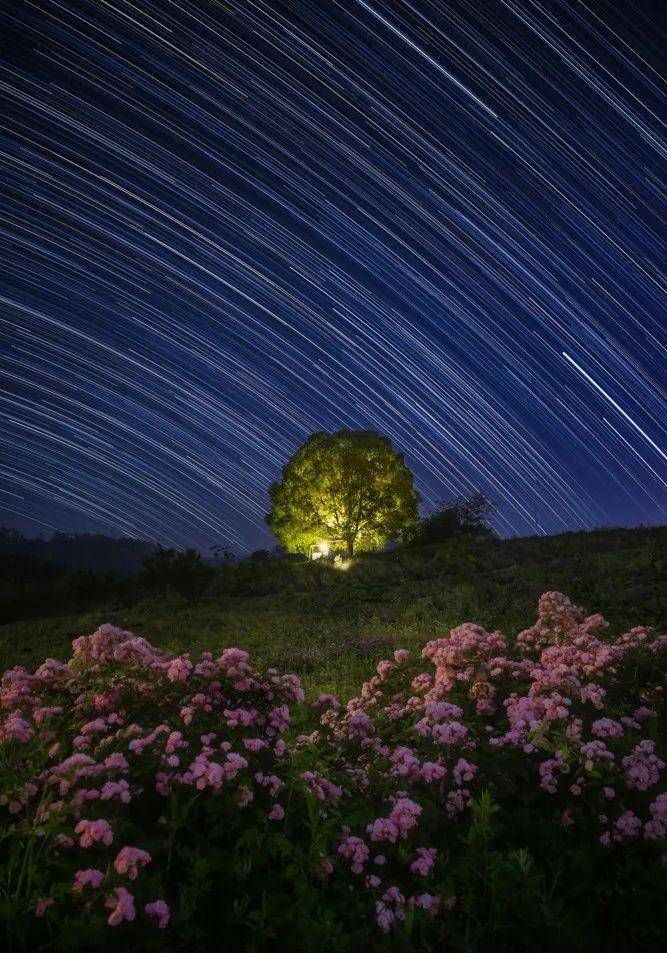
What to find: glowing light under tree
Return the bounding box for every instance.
[266,430,421,557]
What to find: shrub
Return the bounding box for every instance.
[409,491,496,546]
[0,594,665,951]
[140,547,214,604]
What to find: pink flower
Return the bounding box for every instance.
[100,779,131,803]
[254,772,284,796]
[166,657,193,683]
[243,738,265,752]
[75,818,113,848]
[73,868,104,892]
[338,833,370,873]
[189,755,224,790]
[35,898,54,917]
[367,817,399,844]
[300,770,342,801]
[377,660,396,679]
[104,753,129,772]
[622,740,664,791]
[1,710,32,743]
[368,799,422,841]
[3,593,664,941]
[453,758,477,786]
[447,788,472,816]
[375,886,406,933]
[217,647,250,677]
[268,704,291,733]
[580,684,606,709]
[591,718,623,739]
[114,846,151,880]
[390,746,421,779]
[538,752,568,794]
[410,847,437,876]
[414,892,440,915]
[106,887,136,926]
[431,721,469,745]
[164,731,187,755]
[224,752,248,780]
[346,711,375,739]
[614,811,642,840]
[145,899,170,928]
[421,761,446,783]
[237,785,254,807]
[645,793,667,840]
[561,808,574,827]
[389,798,422,838]
[581,741,614,772]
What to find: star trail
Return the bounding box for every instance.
[0,0,665,552]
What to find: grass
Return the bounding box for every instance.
[1,525,664,700]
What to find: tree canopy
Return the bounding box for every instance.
[265,430,420,556]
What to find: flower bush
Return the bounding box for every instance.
[1,593,665,951]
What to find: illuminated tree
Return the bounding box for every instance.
[266,430,420,556]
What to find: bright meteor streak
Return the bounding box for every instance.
[562,353,666,463]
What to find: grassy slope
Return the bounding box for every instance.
[1,526,664,699]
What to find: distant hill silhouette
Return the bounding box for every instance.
[0,526,155,574]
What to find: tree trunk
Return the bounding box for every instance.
[346,538,354,557]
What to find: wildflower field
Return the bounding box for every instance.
[1,581,665,951]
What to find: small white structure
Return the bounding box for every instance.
[311,539,353,561]
[309,540,352,568]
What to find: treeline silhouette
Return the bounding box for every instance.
[0,528,156,624]
[0,550,141,625]
[0,527,155,573]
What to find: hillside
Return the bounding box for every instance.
[1,525,664,697]
[1,524,666,951]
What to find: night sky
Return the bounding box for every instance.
[0,0,665,554]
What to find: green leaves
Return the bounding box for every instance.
[266,430,420,556]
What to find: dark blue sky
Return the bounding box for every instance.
[0,0,665,553]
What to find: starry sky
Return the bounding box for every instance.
[0,0,665,554]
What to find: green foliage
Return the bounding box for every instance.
[1,525,665,694]
[140,546,214,604]
[0,530,666,950]
[2,593,665,952]
[266,429,420,555]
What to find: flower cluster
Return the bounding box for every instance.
[1,594,665,949]
[0,623,308,940]
[314,591,666,932]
